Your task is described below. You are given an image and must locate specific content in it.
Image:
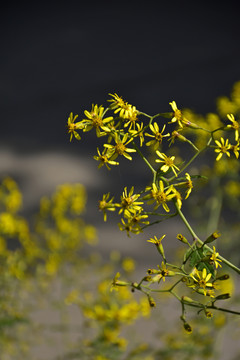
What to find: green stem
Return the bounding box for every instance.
[175,204,240,275]
[133,141,156,179]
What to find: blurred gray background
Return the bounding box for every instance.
[1,2,240,358]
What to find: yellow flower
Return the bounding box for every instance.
[83,104,113,136]
[231,141,240,159]
[145,123,170,150]
[108,93,137,119]
[98,193,116,221]
[190,268,213,296]
[147,180,175,212]
[147,234,166,246]
[118,186,143,216]
[185,173,193,199]
[172,187,182,209]
[104,133,136,161]
[93,147,119,170]
[67,112,84,141]
[169,101,186,128]
[155,151,180,177]
[129,122,145,147]
[227,113,239,141]
[214,137,231,161]
[210,246,222,269]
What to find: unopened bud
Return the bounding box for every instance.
[171,131,188,143]
[148,296,156,307]
[177,233,188,245]
[183,120,200,129]
[215,293,231,300]
[205,310,213,318]
[204,231,221,244]
[183,322,192,334]
[216,274,230,281]
[182,296,195,303]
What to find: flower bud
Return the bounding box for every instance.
[215,293,231,300]
[182,296,195,303]
[204,231,221,244]
[148,296,156,307]
[205,310,213,318]
[216,274,230,281]
[183,322,192,334]
[177,233,188,245]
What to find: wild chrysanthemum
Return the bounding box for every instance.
[210,246,222,269]
[231,141,240,159]
[146,180,175,212]
[227,113,239,141]
[93,147,119,170]
[169,101,186,128]
[129,122,145,147]
[108,93,136,119]
[118,186,143,216]
[189,268,213,296]
[67,112,84,141]
[83,104,113,136]
[214,137,231,161]
[145,123,170,150]
[155,151,180,177]
[98,193,116,221]
[104,133,136,161]
[185,173,193,199]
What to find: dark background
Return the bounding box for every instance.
[1,2,240,219]
[1,2,240,148]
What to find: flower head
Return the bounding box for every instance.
[129,122,145,147]
[190,268,213,296]
[146,180,175,212]
[169,101,186,128]
[93,148,119,170]
[108,93,137,119]
[155,151,180,177]
[118,186,143,216]
[145,123,170,150]
[83,104,113,136]
[67,112,84,142]
[185,173,193,199]
[209,246,222,269]
[214,137,231,161]
[227,113,239,141]
[104,133,136,161]
[98,193,116,221]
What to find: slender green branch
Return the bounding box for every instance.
[175,203,240,275]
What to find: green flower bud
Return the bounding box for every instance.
[215,293,231,300]
[183,322,192,334]
[148,296,156,307]
[216,274,230,281]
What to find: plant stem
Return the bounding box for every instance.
[175,203,240,275]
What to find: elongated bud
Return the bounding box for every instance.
[204,231,221,244]
[182,296,195,303]
[183,120,201,129]
[215,293,231,300]
[172,130,188,143]
[216,274,230,281]
[157,243,165,259]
